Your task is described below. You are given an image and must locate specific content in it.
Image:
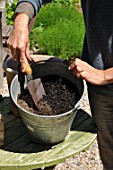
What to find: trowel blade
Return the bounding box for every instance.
[27,78,46,107]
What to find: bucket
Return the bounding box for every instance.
[3,58,20,117]
[10,57,85,145]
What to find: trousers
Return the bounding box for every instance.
[88,88,113,170]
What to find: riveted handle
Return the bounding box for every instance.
[24,58,32,75]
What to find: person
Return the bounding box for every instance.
[7,0,113,169]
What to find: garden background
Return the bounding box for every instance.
[6,0,84,61]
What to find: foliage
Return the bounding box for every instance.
[6,0,18,25]
[52,0,80,6]
[6,0,84,60]
[30,3,85,60]
[34,3,80,28]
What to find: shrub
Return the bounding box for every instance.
[6,0,18,25]
[34,3,81,28]
[52,0,80,6]
[30,3,85,60]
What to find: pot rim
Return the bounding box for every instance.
[3,58,19,73]
[10,74,86,118]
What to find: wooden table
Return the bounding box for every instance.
[0,96,97,170]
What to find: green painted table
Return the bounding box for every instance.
[0,97,97,170]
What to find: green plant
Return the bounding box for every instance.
[52,0,80,6]
[6,0,18,25]
[34,3,81,28]
[30,3,85,60]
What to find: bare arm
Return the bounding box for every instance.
[7,1,36,72]
[7,1,49,72]
[69,58,113,86]
[7,13,31,72]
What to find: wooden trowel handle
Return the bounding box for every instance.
[24,58,32,75]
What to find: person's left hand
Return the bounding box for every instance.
[69,58,105,85]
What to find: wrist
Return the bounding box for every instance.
[14,13,29,28]
[103,68,113,84]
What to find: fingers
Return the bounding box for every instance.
[25,42,32,61]
[7,34,31,72]
[69,58,82,70]
[69,58,84,78]
[7,20,31,65]
[20,51,27,72]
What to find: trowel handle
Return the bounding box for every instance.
[24,58,32,75]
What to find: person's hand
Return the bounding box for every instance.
[7,13,32,72]
[69,58,106,85]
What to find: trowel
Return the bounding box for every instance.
[22,58,46,107]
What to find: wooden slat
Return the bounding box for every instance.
[6,25,13,37]
[0,97,10,109]
[19,142,50,153]
[4,114,15,125]
[4,126,28,147]
[2,26,10,37]
[0,150,15,162]
[2,25,13,44]
[5,118,23,130]
[0,0,6,28]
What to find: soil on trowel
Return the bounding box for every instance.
[17,76,80,116]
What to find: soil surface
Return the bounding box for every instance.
[17,76,80,116]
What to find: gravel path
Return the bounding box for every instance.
[0,78,103,170]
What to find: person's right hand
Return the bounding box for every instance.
[69,58,106,85]
[7,13,32,72]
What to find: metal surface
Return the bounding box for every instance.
[27,77,46,106]
[24,58,46,107]
[10,58,85,145]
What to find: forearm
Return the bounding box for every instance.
[14,13,29,31]
[7,0,49,72]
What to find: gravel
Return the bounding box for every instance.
[0,78,103,170]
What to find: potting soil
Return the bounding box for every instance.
[17,76,80,116]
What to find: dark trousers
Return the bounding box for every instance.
[88,88,113,170]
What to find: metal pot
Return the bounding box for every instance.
[10,57,85,145]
